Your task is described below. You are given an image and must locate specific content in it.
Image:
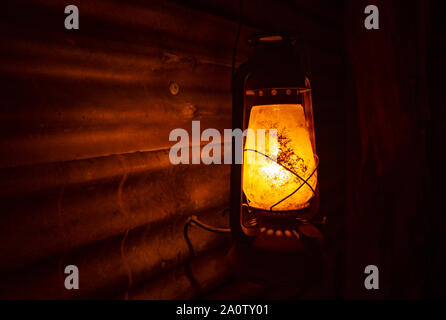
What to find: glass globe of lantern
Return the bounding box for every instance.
[243,101,317,211]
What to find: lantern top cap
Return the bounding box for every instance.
[247,32,299,47]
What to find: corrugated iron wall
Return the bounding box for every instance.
[0,0,346,299]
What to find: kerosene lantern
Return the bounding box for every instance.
[230,33,324,256]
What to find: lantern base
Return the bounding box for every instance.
[240,189,321,239]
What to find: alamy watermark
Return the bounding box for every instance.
[364,5,379,30]
[364,265,379,290]
[64,265,79,290]
[169,121,277,165]
[64,5,79,30]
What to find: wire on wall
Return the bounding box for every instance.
[183,212,231,298]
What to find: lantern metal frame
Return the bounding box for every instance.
[230,33,322,244]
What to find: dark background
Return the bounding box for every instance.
[0,0,444,299]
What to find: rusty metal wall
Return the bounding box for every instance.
[0,0,346,299]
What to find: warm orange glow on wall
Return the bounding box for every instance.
[243,104,317,211]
